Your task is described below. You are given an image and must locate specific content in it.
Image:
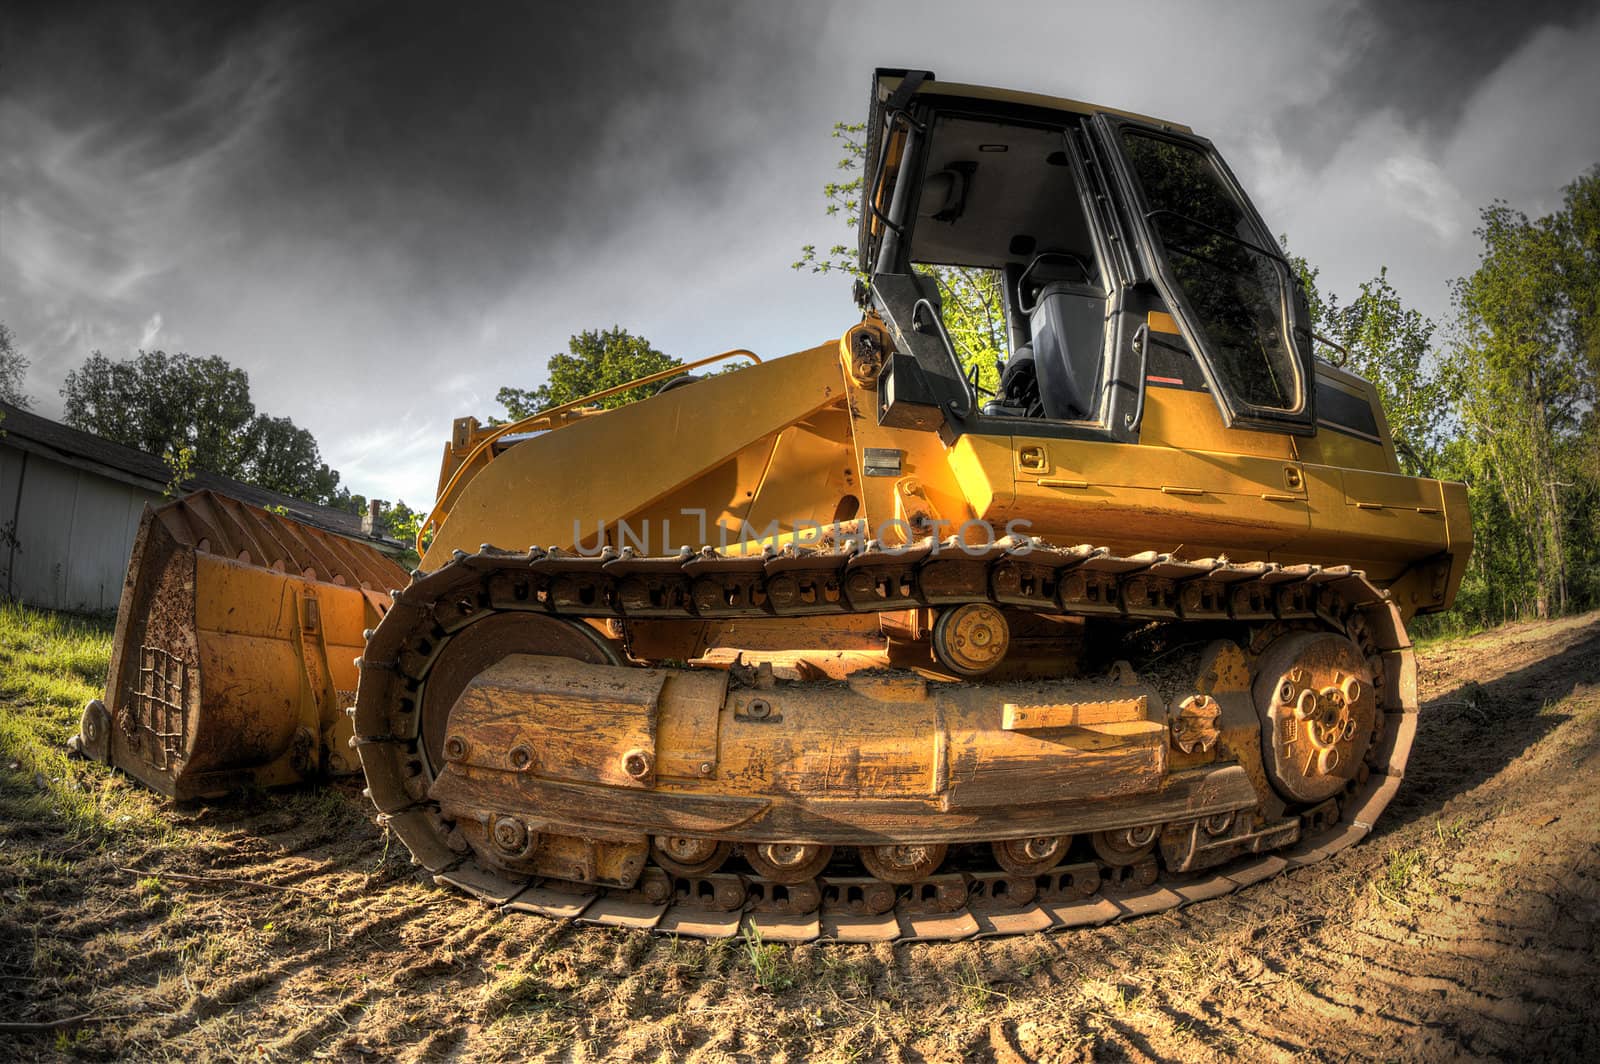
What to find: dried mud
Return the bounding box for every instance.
[3,614,1598,1061]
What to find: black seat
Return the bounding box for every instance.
[1028,281,1106,420]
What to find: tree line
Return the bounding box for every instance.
[1288,169,1598,630]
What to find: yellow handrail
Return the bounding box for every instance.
[416,348,763,554]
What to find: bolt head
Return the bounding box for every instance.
[621,748,653,780]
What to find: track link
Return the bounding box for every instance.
[350,537,1417,942]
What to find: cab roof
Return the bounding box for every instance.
[857,69,1193,273]
[877,69,1192,134]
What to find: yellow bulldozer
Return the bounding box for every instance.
[76,70,1471,942]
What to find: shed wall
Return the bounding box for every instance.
[0,447,158,613]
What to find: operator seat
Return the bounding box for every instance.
[1029,280,1106,420]
[985,253,1107,420]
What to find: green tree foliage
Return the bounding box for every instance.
[1442,172,1599,621]
[60,350,350,507]
[1287,254,1447,476]
[921,266,1007,394]
[792,122,866,279]
[496,327,680,421]
[1289,167,1600,628]
[1,322,32,408]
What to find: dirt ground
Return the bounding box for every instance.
[2,610,1598,1062]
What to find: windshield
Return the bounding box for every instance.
[1121,132,1302,413]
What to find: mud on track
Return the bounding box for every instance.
[3,614,1598,1061]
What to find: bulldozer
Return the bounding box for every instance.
[76,69,1471,942]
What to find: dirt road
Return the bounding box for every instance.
[3,612,1597,1061]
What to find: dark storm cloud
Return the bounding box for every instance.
[0,0,844,496]
[1273,0,1600,165]
[225,2,832,305]
[2,1,830,319]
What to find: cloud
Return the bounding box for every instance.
[138,314,163,350]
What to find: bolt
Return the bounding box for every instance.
[621,748,652,780]
[491,815,527,854]
[443,735,468,761]
[698,761,714,777]
[508,745,533,770]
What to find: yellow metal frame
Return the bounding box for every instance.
[418,348,762,553]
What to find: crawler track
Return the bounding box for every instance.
[351,538,1417,942]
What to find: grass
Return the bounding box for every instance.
[0,600,176,842]
[741,925,796,992]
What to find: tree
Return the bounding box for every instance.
[792,122,867,280]
[0,323,30,408]
[60,349,350,508]
[241,414,348,506]
[496,327,680,420]
[1284,251,1447,476]
[1443,176,1598,620]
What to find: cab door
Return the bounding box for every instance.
[1091,114,1318,436]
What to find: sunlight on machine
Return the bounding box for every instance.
[79,69,1471,942]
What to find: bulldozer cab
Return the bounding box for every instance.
[860,69,1316,445]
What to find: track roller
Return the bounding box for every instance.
[859,843,948,883]
[1091,825,1159,866]
[744,842,833,882]
[992,835,1071,876]
[651,836,732,877]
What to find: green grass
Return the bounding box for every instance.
[0,600,170,841]
[740,925,796,992]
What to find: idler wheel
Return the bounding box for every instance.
[745,842,833,883]
[1092,825,1159,866]
[416,613,622,779]
[992,835,1070,876]
[651,836,732,877]
[859,843,948,884]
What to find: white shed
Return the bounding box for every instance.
[0,401,404,614]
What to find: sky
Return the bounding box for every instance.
[3,0,1598,504]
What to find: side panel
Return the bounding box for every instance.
[424,343,846,564]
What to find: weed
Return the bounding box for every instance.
[954,958,994,1012]
[818,949,874,997]
[1435,816,1469,846]
[1375,845,1435,906]
[480,970,560,1020]
[740,925,794,992]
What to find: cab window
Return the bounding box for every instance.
[1120,132,1302,413]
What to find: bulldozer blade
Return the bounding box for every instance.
[76,490,408,800]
